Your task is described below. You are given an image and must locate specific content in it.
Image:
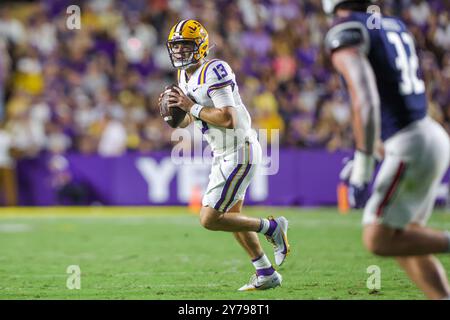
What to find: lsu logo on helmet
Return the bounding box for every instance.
[166,20,209,69]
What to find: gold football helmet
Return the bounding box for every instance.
[166,19,209,69]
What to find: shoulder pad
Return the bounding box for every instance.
[325,21,370,55]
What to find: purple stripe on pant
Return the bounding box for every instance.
[214,164,242,211]
[222,163,252,212]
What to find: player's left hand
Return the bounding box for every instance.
[167,86,195,113]
[339,152,374,209]
[348,183,370,208]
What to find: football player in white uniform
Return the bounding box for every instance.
[158,19,290,291]
[323,0,450,299]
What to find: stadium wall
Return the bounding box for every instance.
[16,150,450,207]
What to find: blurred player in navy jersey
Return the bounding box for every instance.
[322,0,450,299]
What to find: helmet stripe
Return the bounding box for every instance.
[173,21,181,34]
[179,19,189,34]
[175,19,188,33]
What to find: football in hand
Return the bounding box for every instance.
[159,85,187,128]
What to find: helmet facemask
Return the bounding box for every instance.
[166,39,201,70]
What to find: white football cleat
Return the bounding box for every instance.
[238,271,282,291]
[266,216,290,266]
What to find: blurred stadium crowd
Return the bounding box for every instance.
[1,0,450,156]
[0,0,449,204]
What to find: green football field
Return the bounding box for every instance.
[1,206,449,300]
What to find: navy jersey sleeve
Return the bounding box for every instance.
[325,21,370,55]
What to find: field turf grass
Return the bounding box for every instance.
[0,206,449,300]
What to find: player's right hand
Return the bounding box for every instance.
[158,86,175,117]
[157,86,175,111]
[158,92,165,117]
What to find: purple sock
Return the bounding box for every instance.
[256,266,275,277]
[265,219,277,236]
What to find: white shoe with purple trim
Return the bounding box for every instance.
[266,216,290,266]
[238,270,282,291]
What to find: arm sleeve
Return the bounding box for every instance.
[210,85,235,108]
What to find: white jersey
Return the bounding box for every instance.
[363,117,450,228]
[177,59,256,157]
